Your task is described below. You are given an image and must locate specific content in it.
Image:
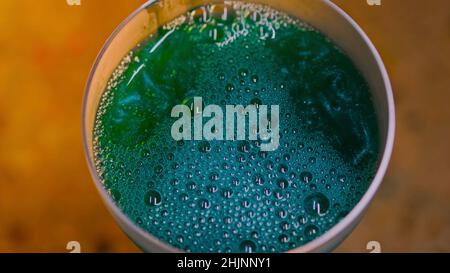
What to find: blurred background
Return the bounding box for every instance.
[0,0,449,252]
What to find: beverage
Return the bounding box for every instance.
[92,2,380,253]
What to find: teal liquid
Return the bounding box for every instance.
[93,2,380,253]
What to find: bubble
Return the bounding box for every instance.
[248,210,256,218]
[300,171,313,183]
[240,240,257,253]
[238,141,251,153]
[280,221,290,231]
[199,198,211,209]
[239,68,248,78]
[186,181,197,191]
[161,210,169,217]
[278,164,288,173]
[274,190,284,200]
[145,190,162,206]
[171,178,179,186]
[265,160,274,170]
[154,164,164,174]
[141,149,150,158]
[207,184,218,193]
[304,225,319,240]
[298,215,307,225]
[279,234,289,243]
[250,97,262,107]
[225,83,235,92]
[180,193,189,201]
[338,175,347,183]
[166,153,174,161]
[277,178,289,189]
[253,173,264,185]
[222,188,233,198]
[198,141,211,153]
[277,209,287,218]
[242,199,251,208]
[209,171,219,181]
[232,178,240,186]
[251,75,259,83]
[304,193,330,217]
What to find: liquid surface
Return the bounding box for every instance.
[93,2,380,253]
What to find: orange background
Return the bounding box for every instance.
[0,0,449,252]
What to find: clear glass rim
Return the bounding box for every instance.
[82,0,396,253]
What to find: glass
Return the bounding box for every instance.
[82,0,395,252]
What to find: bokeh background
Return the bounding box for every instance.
[0,0,449,252]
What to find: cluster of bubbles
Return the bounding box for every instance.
[93,2,379,253]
